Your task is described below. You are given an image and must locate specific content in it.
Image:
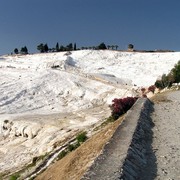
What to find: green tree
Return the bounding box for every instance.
[44,44,49,52]
[24,46,28,54]
[74,43,77,50]
[20,46,28,54]
[111,45,115,50]
[37,43,45,53]
[66,43,73,51]
[128,44,134,50]
[14,48,19,54]
[98,42,107,50]
[56,42,59,52]
[170,61,180,83]
[60,45,65,51]
[155,61,180,89]
[161,74,170,87]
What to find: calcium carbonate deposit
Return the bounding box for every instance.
[0,50,179,175]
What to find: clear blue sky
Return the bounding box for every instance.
[0,0,180,55]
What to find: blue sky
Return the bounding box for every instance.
[0,0,180,55]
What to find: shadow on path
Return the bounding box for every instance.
[120,100,157,180]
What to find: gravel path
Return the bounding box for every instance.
[151,91,180,180]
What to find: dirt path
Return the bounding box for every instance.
[151,91,180,179]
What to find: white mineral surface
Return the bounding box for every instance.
[0,50,179,174]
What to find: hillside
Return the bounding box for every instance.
[0,50,179,116]
[0,50,179,177]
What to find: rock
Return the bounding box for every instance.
[1,120,41,139]
[146,91,154,98]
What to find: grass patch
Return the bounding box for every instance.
[4,154,48,180]
[150,92,172,103]
[9,174,20,180]
[94,114,125,132]
[57,132,87,160]
[58,150,68,160]
[106,115,116,122]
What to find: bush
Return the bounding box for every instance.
[171,60,180,83]
[68,144,76,152]
[155,73,173,89]
[141,87,146,93]
[58,150,68,160]
[155,61,180,89]
[76,132,87,143]
[110,97,138,120]
[155,79,164,89]
[148,85,156,93]
[9,174,20,180]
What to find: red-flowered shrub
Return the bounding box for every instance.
[141,87,146,93]
[148,85,156,93]
[110,97,138,120]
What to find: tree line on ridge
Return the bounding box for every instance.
[13,42,125,54]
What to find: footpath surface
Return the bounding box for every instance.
[150,90,180,180]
